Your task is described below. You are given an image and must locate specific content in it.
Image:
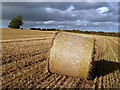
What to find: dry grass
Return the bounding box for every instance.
[1,28,119,88]
[93,36,120,88]
[2,28,57,40]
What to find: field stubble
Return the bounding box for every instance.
[1,29,120,88]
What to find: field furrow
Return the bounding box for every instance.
[1,29,119,89]
[94,36,120,88]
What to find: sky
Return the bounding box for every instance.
[1,2,120,32]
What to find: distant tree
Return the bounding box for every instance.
[8,15,23,29]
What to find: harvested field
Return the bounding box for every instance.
[1,28,120,89]
[2,28,57,40]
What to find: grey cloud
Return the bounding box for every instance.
[2,3,117,22]
[2,2,118,32]
[2,6,62,21]
[2,2,109,10]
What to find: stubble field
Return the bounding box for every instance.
[1,28,120,89]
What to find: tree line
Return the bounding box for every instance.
[30,28,120,37]
[30,28,59,31]
[64,30,120,37]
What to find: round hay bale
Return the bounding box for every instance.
[49,32,94,79]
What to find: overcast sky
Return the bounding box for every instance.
[2,2,119,32]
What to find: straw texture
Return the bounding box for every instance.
[49,32,94,79]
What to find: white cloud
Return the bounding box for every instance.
[45,7,56,13]
[43,21,55,24]
[96,7,109,14]
[67,5,74,11]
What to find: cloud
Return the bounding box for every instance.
[2,2,118,32]
[96,7,109,14]
[2,0,120,2]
